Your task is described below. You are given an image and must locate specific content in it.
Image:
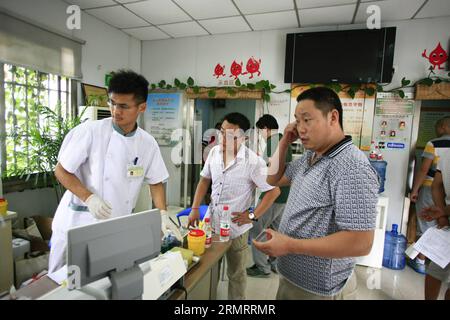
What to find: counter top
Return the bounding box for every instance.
[3,235,231,300]
[169,235,231,300]
[1,211,17,222]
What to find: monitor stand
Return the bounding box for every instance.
[110,265,144,300]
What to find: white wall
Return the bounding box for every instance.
[5,188,58,224]
[142,17,450,90]
[0,0,142,219]
[141,16,450,227]
[0,0,142,86]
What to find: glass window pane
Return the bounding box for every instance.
[4,64,12,82]
[2,64,74,178]
[38,72,49,90]
[61,77,67,92]
[27,70,39,87]
[48,74,58,90]
[12,66,27,85]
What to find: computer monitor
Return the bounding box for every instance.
[66,209,161,300]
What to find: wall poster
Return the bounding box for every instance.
[145,93,181,146]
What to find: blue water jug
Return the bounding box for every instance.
[369,160,387,193]
[382,224,407,270]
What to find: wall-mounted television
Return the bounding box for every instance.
[284,27,396,84]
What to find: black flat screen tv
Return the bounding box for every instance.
[284,27,396,84]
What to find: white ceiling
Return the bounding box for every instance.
[64,0,450,40]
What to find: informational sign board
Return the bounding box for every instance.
[145,93,181,146]
[373,92,414,151]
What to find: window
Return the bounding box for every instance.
[1,63,75,180]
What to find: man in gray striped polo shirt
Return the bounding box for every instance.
[254,87,379,299]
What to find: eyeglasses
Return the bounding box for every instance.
[220,128,244,140]
[107,99,144,110]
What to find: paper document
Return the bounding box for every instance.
[47,265,67,285]
[413,227,450,269]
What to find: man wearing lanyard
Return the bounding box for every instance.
[188,112,280,300]
[48,70,178,276]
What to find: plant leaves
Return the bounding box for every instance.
[365,87,375,96]
[376,84,383,92]
[420,78,433,86]
[263,94,271,102]
[179,83,187,90]
[174,78,180,87]
[208,89,216,98]
[166,84,173,89]
[347,88,355,99]
[227,88,236,96]
[255,80,264,90]
[246,83,255,90]
[397,90,405,99]
[235,78,241,87]
[193,86,200,94]
[434,78,442,84]
[401,77,411,87]
[187,77,194,86]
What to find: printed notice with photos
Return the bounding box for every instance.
[412,226,450,269]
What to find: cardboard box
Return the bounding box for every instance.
[30,216,53,241]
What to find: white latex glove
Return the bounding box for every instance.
[161,210,183,241]
[85,194,112,220]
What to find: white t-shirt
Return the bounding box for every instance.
[201,144,274,239]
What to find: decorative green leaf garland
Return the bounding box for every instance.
[146,69,450,101]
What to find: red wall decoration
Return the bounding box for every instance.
[212,57,262,80]
[422,42,448,70]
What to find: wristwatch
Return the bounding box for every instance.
[248,208,258,222]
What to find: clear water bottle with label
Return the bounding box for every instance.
[219,205,231,242]
[204,216,212,248]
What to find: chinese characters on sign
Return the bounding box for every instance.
[145,93,181,146]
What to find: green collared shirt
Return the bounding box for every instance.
[112,122,138,137]
[259,133,292,203]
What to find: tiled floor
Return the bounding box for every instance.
[216,247,448,300]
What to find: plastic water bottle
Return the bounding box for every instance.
[219,205,231,242]
[204,216,212,248]
[382,224,407,270]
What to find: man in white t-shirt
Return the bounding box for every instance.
[188,112,280,300]
[48,70,177,276]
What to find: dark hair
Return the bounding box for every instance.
[256,114,279,130]
[296,87,343,129]
[223,112,250,132]
[107,69,149,104]
[436,116,450,129]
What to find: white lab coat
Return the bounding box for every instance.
[48,118,169,274]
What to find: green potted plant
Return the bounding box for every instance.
[10,103,86,202]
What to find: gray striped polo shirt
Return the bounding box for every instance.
[278,136,379,296]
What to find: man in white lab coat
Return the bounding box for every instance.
[48,70,177,276]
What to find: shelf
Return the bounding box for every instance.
[415,82,450,100]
